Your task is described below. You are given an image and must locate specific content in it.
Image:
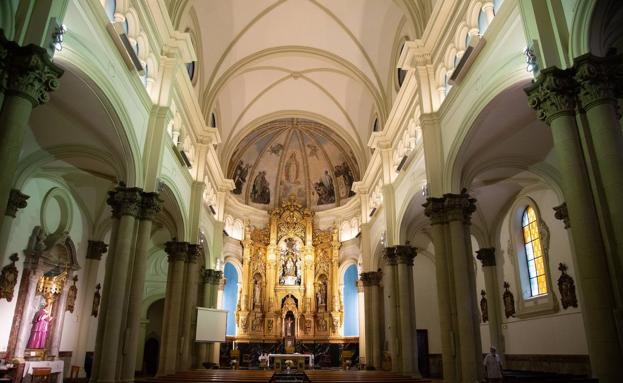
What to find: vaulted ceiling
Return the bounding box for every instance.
[168,0,433,171]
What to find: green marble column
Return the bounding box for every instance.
[360,270,382,369]
[526,68,623,383]
[396,245,420,376]
[179,244,201,371]
[476,248,504,359]
[382,247,400,373]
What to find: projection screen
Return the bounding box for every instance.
[196,307,228,342]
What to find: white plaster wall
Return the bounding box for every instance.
[412,251,441,354]
[498,186,587,355]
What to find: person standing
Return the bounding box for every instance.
[483,346,503,382]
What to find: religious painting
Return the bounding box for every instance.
[313,170,335,205]
[279,136,306,204]
[557,263,578,309]
[0,253,19,302]
[232,161,251,195]
[251,171,270,204]
[334,161,355,198]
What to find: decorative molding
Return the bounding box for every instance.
[5,189,29,218]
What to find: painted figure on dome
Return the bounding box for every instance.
[27,303,53,349]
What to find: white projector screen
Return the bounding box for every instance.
[196,307,228,342]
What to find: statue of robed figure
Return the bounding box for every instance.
[27,303,53,349]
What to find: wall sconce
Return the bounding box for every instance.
[51,22,67,52]
[524,44,539,75]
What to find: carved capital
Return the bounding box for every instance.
[0,31,15,92]
[360,270,382,286]
[574,53,618,110]
[5,43,63,106]
[395,245,417,266]
[165,240,188,263]
[383,246,398,266]
[423,197,446,225]
[139,192,162,220]
[444,190,477,224]
[86,240,108,260]
[553,202,570,229]
[525,67,577,124]
[107,184,142,218]
[186,244,202,263]
[202,268,224,284]
[5,189,29,217]
[476,247,496,267]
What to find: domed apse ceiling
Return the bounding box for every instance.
[228,118,359,211]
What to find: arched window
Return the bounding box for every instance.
[396,40,408,88]
[186,61,195,81]
[478,9,488,35]
[105,0,116,21]
[210,112,217,128]
[223,262,239,336]
[342,264,359,336]
[372,117,380,132]
[522,206,547,296]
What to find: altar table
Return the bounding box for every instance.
[268,353,314,369]
[22,360,63,383]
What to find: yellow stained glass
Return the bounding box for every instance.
[523,227,531,242]
[527,207,537,222]
[537,275,548,294]
[535,256,545,274]
[533,239,542,257]
[530,222,539,240]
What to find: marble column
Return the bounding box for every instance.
[396,245,420,376]
[210,273,225,365]
[445,191,482,383]
[0,189,29,266]
[74,240,107,377]
[360,270,382,370]
[158,240,188,376]
[476,248,504,359]
[0,40,62,220]
[120,192,161,382]
[382,247,400,373]
[526,68,623,382]
[575,53,623,310]
[94,185,141,383]
[135,319,149,373]
[357,280,366,366]
[179,244,201,371]
[423,197,457,382]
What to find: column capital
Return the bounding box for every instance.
[476,247,496,267]
[186,244,202,263]
[86,240,108,260]
[360,270,382,286]
[443,189,477,224]
[525,67,577,124]
[202,268,224,285]
[574,53,619,110]
[395,244,417,265]
[383,246,398,266]
[553,202,570,229]
[423,197,446,225]
[5,189,29,217]
[107,184,143,219]
[139,192,162,221]
[4,43,63,107]
[165,240,188,263]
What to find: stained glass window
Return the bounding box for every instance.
[522,206,547,296]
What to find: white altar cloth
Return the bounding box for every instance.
[22,360,63,383]
[267,353,314,368]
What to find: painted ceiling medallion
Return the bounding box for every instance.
[228,118,359,211]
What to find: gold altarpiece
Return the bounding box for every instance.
[236,197,343,344]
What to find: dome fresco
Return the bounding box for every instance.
[228,118,359,211]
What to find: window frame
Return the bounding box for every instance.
[508,196,559,317]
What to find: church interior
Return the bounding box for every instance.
[0,0,623,382]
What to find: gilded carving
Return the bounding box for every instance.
[66,275,78,313]
[0,253,19,302]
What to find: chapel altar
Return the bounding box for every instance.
[235,197,344,346]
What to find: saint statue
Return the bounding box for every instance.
[27,303,53,349]
[253,279,261,309]
[285,317,294,337]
